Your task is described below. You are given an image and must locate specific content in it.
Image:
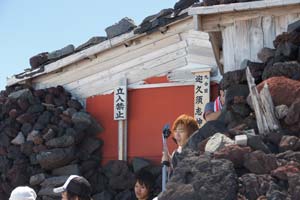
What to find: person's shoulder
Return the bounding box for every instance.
[204,102,214,111]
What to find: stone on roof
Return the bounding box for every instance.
[48,44,75,61]
[105,17,136,39]
[75,36,107,52]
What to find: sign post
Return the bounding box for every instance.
[193,68,211,127]
[114,78,127,160]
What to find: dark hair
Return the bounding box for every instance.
[135,169,155,194]
[67,191,91,200]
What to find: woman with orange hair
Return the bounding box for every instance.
[162,114,199,169]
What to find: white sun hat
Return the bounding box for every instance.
[9,186,37,200]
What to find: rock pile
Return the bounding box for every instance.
[158,20,300,200]
[0,84,105,199]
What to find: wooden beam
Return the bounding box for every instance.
[189,0,300,15]
[190,3,300,32]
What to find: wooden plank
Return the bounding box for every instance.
[70,57,188,98]
[234,19,250,68]
[249,17,264,62]
[197,4,300,32]
[189,0,300,15]
[222,25,236,72]
[208,32,224,74]
[65,42,188,91]
[33,34,183,86]
[187,54,217,66]
[262,16,276,48]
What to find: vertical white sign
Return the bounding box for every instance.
[194,71,210,126]
[114,86,127,120]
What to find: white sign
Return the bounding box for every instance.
[194,71,210,126]
[114,86,127,120]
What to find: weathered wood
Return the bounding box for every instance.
[234,19,250,68]
[246,67,266,134]
[68,57,188,98]
[246,67,280,135]
[208,32,223,74]
[249,17,264,62]
[260,83,281,131]
[262,16,276,48]
[189,0,300,16]
[190,4,300,32]
[34,34,183,85]
[222,25,236,72]
[8,16,195,86]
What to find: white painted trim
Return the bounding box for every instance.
[189,0,300,15]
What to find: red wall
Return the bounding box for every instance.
[86,85,194,164]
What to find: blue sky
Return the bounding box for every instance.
[0,0,176,90]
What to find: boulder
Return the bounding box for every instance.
[29,52,49,69]
[279,136,300,152]
[243,150,278,174]
[47,44,75,60]
[30,173,46,186]
[75,36,107,52]
[11,132,25,145]
[160,152,238,200]
[36,147,76,170]
[214,145,251,168]
[105,17,136,39]
[257,76,300,107]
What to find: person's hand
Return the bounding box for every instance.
[161,151,170,163]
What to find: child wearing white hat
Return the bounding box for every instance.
[9,186,37,200]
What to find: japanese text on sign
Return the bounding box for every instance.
[114,86,127,120]
[194,72,210,126]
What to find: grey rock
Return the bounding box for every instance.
[80,137,103,154]
[43,128,56,141]
[243,150,278,174]
[132,157,151,173]
[29,52,49,69]
[30,173,46,186]
[63,108,77,117]
[45,135,75,148]
[8,88,32,100]
[263,61,300,80]
[105,17,136,39]
[288,19,300,33]
[275,104,289,119]
[52,164,80,176]
[11,132,25,145]
[75,36,107,52]
[48,44,75,60]
[160,152,238,200]
[72,111,92,126]
[40,176,69,187]
[38,187,60,197]
[257,47,275,63]
[36,147,76,170]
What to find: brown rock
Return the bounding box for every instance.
[243,150,278,174]
[257,76,300,107]
[214,144,252,168]
[279,136,300,152]
[271,162,300,180]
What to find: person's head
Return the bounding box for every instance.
[172,114,199,146]
[9,186,37,200]
[53,175,92,200]
[134,169,155,200]
[218,82,225,106]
